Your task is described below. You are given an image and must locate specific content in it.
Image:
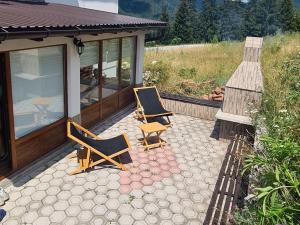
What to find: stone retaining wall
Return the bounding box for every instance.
[161,93,222,121]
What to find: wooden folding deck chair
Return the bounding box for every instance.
[134,86,173,126]
[67,119,131,175]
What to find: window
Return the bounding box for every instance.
[10,46,65,138]
[121,37,136,88]
[102,39,120,99]
[80,42,100,108]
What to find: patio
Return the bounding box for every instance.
[0,107,228,225]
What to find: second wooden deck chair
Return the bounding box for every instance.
[67,120,131,175]
[134,86,173,126]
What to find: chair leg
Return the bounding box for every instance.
[117,155,126,171]
[68,167,84,176]
[68,152,77,159]
[68,147,88,176]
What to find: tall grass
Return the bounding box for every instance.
[144,41,244,96]
[261,33,300,111]
[235,33,300,225]
[144,33,300,98]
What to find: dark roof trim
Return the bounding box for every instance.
[0,23,166,41]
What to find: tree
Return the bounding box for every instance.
[296,10,300,31]
[201,0,219,42]
[173,0,194,43]
[243,0,281,37]
[160,3,171,44]
[243,0,260,37]
[280,0,297,32]
[219,0,246,41]
[260,0,281,36]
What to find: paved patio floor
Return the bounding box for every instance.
[0,109,228,225]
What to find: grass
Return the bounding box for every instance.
[144,41,244,97]
[235,33,300,225]
[144,33,300,98]
[261,33,300,110]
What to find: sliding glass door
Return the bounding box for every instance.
[102,39,120,99]
[80,36,137,127]
[121,37,136,88]
[80,42,100,109]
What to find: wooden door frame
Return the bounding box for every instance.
[0,53,13,171]
[4,52,17,170]
[3,45,68,170]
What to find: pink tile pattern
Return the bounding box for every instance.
[119,144,180,194]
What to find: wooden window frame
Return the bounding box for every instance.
[79,41,101,109]
[81,36,138,104]
[4,44,68,170]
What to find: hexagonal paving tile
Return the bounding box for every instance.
[78,210,93,223]
[40,205,54,217]
[158,208,173,220]
[21,211,38,224]
[105,199,120,210]
[50,211,66,223]
[0,113,229,225]
[118,215,134,225]
[66,205,81,217]
[118,204,134,215]
[54,200,69,211]
[68,195,83,205]
[105,211,119,221]
[92,205,108,216]
[131,198,145,209]
[132,208,147,220]
[33,217,50,225]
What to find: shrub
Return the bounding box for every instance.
[170,37,182,45]
[178,67,198,79]
[143,60,170,86]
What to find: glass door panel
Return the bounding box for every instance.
[102,39,120,99]
[80,42,100,108]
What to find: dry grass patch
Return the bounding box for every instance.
[144,33,300,99]
[144,42,244,97]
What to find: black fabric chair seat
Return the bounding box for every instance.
[146,116,171,125]
[137,88,172,116]
[70,124,128,156]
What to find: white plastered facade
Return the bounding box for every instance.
[0,31,146,118]
[45,0,119,13]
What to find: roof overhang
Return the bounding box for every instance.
[0,23,166,42]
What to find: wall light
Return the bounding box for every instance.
[73,37,85,55]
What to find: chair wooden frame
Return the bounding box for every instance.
[133,86,173,126]
[67,119,131,175]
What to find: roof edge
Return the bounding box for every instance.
[0,24,167,42]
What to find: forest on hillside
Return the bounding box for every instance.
[120,0,300,44]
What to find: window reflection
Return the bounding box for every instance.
[10,46,65,138]
[80,42,99,108]
[102,39,120,99]
[121,37,136,88]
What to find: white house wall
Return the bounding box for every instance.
[0,31,145,119]
[45,0,119,13]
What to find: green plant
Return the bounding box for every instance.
[170,37,182,45]
[237,52,300,224]
[143,60,170,86]
[178,67,197,79]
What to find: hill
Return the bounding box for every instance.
[119,0,300,20]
